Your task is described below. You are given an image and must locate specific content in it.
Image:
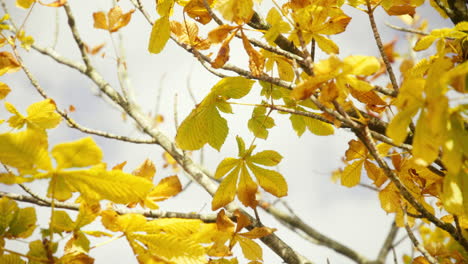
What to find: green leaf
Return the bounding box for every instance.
[248,106,275,139]
[176,101,228,151]
[51,211,75,233]
[212,77,255,99]
[289,114,306,136]
[8,207,36,238]
[148,16,170,54]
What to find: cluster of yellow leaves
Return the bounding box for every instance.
[347,0,424,16]
[291,55,382,103]
[286,0,351,54]
[402,224,467,263]
[176,77,254,151]
[212,136,287,210]
[385,21,468,222]
[210,210,275,262]
[93,6,135,33]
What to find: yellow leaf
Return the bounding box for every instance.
[0,254,26,264]
[249,150,282,166]
[148,16,170,54]
[147,175,182,202]
[441,170,467,218]
[214,0,254,24]
[364,160,387,188]
[0,82,11,99]
[52,137,103,169]
[156,0,175,17]
[107,6,134,33]
[414,35,437,51]
[386,103,420,145]
[216,209,235,232]
[24,99,62,130]
[289,114,307,136]
[239,226,276,239]
[51,210,75,232]
[344,55,380,76]
[212,34,233,68]
[237,164,258,208]
[49,168,153,203]
[16,0,35,9]
[264,8,291,45]
[247,162,287,197]
[316,15,351,35]
[176,102,228,151]
[132,233,206,264]
[176,77,254,151]
[0,129,51,171]
[215,158,239,179]
[379,183,400,213]
[184,0,213,24]
[236,236,262,261]
[350,89,386,106]
[412,99,447,166]
[304,116,334,135]
[208,25,237,44]
[212,166,240,210]
[344,76,374,92]
[0,52,21,76]
[132,159,156,181]
[313,34,339,54]
[0,197,18,233]
[241,31,265,77]
[38,0,67,7]
[247,106,275,139]
[341,159,364,187]
[5,101,26,129]
[92,11,108,30]
[345,139,367,161]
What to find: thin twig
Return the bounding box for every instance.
[366,0,399,93]
[402,207,438,264]
[377,221,399,263]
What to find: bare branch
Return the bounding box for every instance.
[366,0,399,93]
[402,208,438,264]
[377,221,399,263]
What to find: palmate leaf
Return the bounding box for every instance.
[247,106,275,139]
[212,137,287,210]
[5,99,61,130]
[176,77,254,151]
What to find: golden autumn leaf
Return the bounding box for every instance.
[214,0,254,24]
[208,25,238,44]
[93,6,134,33]
[212,32,235,68]
[0,82,11,99]
[52,137,103,169]
[145,175,182,208]
[6,99,61,130]
[38,0,66,7]
[184,0,214,25]
[148,16,171,54]
[0,129,51,171]
[170,20,210,50]
[241,31,265,77]
[132,159,156,181]
[16,0,35,9]
[0,51,21,76]
[341,159,364,187]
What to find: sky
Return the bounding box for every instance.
[1,0,453,263]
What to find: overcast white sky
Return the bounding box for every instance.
[1,0,453,263]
